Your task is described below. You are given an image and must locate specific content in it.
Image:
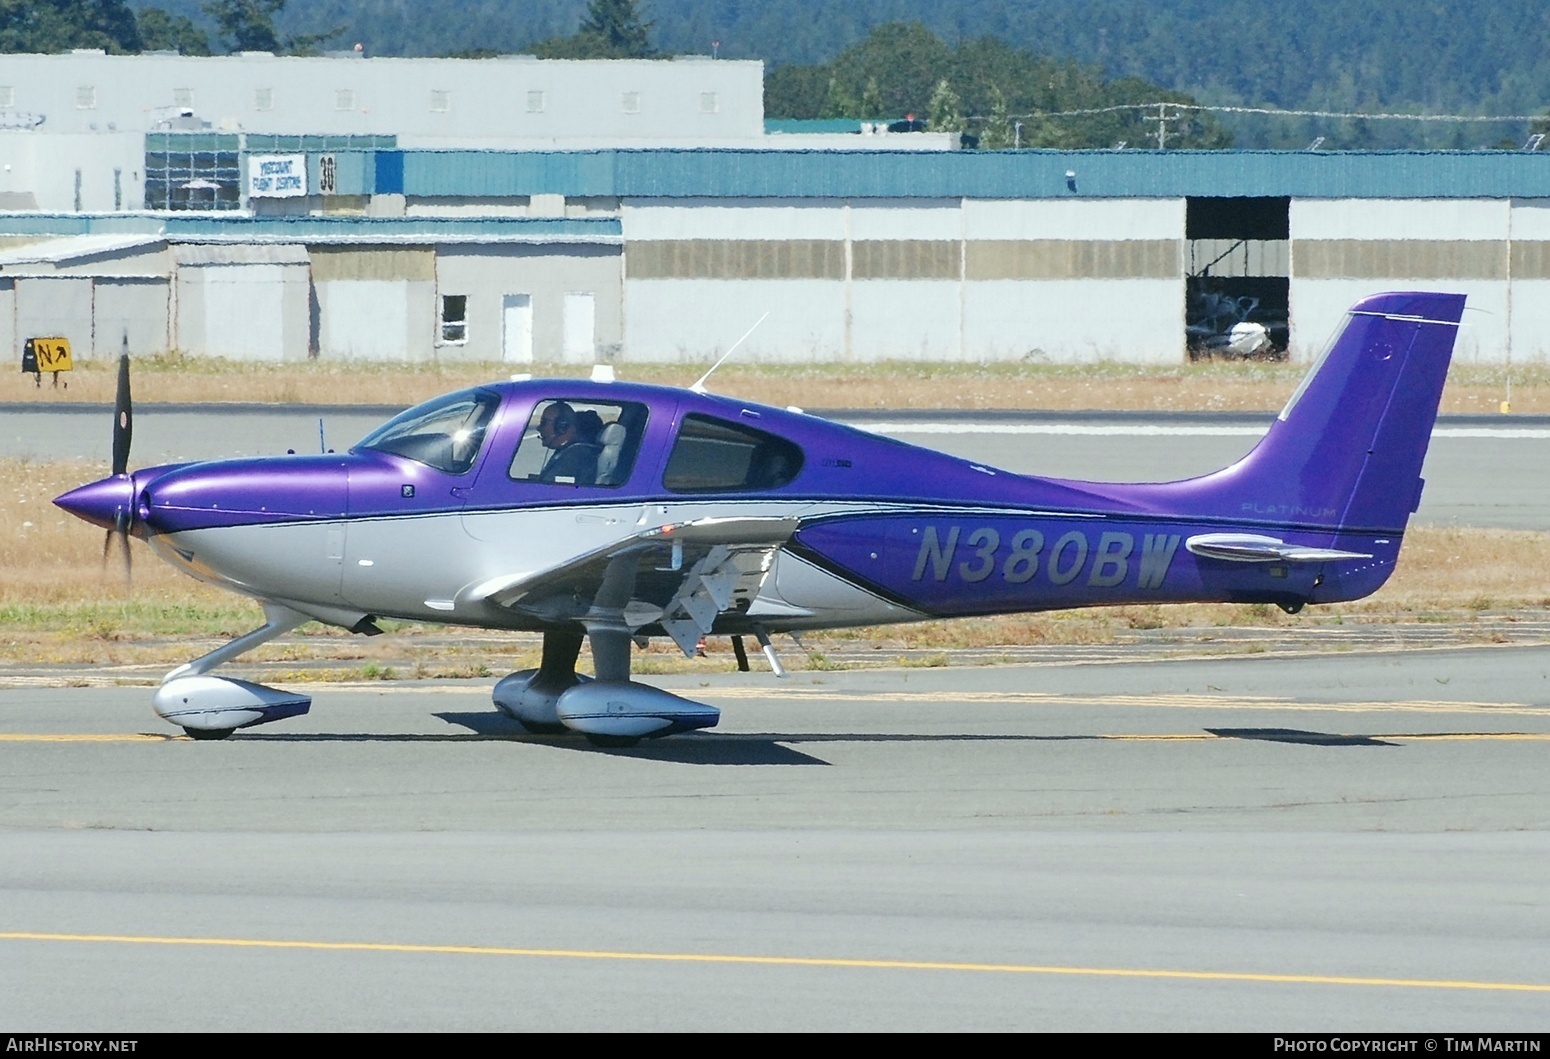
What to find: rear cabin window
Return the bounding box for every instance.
[508,399,648,487]
[663,414,804,493]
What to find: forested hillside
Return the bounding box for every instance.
[28,0,1550,147]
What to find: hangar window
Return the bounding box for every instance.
[253,87,273,111]
[439,295,467,344]
[355,388,500,475]
[0,87,13,108]
[143,132,241,211]
[335,89,356,111]
[429,89,451,113]
[508,400,649,488]
[76,86,96,109]
[527,90,545,113]
[173,88,194,107]
[664,415,803,494]
[621,91,640,114]
[700,92,718,114]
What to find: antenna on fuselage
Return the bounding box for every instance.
[690,312,769,395]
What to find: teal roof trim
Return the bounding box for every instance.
[764,119,868,134]
[394,148,1550,200]
[0,213,621,242]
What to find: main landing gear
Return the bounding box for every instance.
[493,625,721,748]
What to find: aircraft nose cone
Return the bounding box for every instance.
[54,475,134,530]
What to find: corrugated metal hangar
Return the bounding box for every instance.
[2,53,1549,366]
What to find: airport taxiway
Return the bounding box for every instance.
[4,647,1550,1030]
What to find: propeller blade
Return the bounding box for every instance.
[111,343,133,477]
[118,524,133,587]
[112,509,132,587]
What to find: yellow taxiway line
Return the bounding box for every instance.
[4,731,1550,744]
[0,733,178,742]
[2,931,1547,994]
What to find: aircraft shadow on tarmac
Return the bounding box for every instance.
[225,712,832,764]
[215,714,1410,763]
[1205,727,1398,747]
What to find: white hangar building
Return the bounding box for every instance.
[0,50,769,213]
[2,53,1550,368]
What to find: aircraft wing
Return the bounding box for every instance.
[463,516,800,654]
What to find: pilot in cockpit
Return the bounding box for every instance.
[536,401,602,484]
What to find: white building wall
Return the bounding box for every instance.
[621,197,1189,363]
[0,280,13,362]
[963,199,1185,363]
[433,244,621,363]
[849,281,962,360]
[15,277,93,352]
[624,279,847,363]
[0,53,763,144]
[1291,198,1510,240]
[317,279,423,360]
[964,279,1185,363]
[848,200,962,240]
[1506,199,1550,367]
[175,261,310,360]
[962,198,1185,240]
[1289,199,1512,363]
[0,131,144,211]
[91,278,171,357]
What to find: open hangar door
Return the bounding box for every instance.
[1185,196,1289,360]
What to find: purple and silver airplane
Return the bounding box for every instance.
[55,291,1465,745]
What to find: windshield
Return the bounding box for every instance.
[354,388,501,474]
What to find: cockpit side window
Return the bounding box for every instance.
[663,414,804,493]
[508,399,648,487]
[353,389,500,475]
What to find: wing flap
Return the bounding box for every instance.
[463,516,799,647]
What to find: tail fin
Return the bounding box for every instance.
[1166,292,1465,534]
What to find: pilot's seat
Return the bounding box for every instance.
[594,422,629,485]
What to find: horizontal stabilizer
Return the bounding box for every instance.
[1185,533,1372,564]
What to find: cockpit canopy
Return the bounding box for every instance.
[353,388,500,475]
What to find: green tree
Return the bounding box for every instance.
[203,0,340,56]
[980,85,1013,148]
[764,64,829,118]
[829,22,950,117]
[136,7,211,55]
[1,0,141,54]
[531,0,654,59]
[926,78,963,133]
[859,77,884,119]
[819,75,861,119]
[204,0,281,52]
[759,21,1231,148]
[580,0,652,57]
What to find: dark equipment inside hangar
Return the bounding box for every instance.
[1186,196,1290,360]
